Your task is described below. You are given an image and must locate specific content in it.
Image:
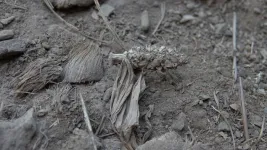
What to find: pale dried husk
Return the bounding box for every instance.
[63,40,104,83]
[13,58,62,97]
[110,56,146,149]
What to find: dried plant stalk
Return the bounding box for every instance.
[109,45,188,70]
[13,58,62,97]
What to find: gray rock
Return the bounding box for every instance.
[253,8,261,14]
[199,94,210,101]
[0,39,27,59]
[103,138,121,150]
[0,16,15,25]
[0,30,14,41]
[99,4,115,17]
[180,15,195,23]
[64,128,102,150]
[136,131,184,150]
[250,114,262,127]
[141,10,150,32]
[218,121,230,132]
[103,87,113,102]
[215,23,227,35]
[171,112,187,131]
[0,108,36,150]
[42,42,50,50]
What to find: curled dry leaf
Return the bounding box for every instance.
[110,55,146,148]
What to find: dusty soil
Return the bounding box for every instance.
[0,0,267,150]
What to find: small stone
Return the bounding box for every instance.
[140,10,150,32]
[235,130,241,138]
[99,4,115,17]
[218,121,230,132]
[230,103,239,111]
[171,112,187,131]
[250,114,262,127]
[0,39,27,60]
[42,42,50,50]
[180,15,195,23]
[253,8,261,14]
[257,89,266,95]
[37,109,48,117]
[199,94,210,101]
[215,23,227,35]
[0,30,14,41]
[220,111,229,119]
[103,87,112,102]
[136,131,184,150]
[198,100,203,105]
[0,16,15,25]
[91,11,99,20]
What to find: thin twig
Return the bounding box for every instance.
[252,108,267,148]
[42,0,106,43]
[98,132,116,138]
[93,0,126,50]
[232,12,238,83]
[211,105,236,150]
[0,101,3,117]
[96,116,105,135]
[80,93,97,150]
[152,2,166,35]
[239,77,250,141]
[250,41,254,54]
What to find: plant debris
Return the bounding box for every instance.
[12,58,62,97]
[63,40,104,83]
[110,55,146,149]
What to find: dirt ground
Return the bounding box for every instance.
[1,0,267,150]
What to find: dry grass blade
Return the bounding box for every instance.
[232,12,238,82]
[213,91,220,109]
[93,0,126,50]
[239,77,249,141]
[12,58,62,97]
[79,93,97,150]
[152,2,166,35]
[212,105,236,149]
[63,32,104,83]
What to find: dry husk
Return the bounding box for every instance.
[13,58,62,97]
[110,56,146,149]
[63,40,104,83]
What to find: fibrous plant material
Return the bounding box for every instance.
[110,56,146,149]
[12,58,62,97]
[110,45,188,70]
[63,40,104,83]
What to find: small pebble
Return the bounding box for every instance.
[0,30,14,41]
[180,15,195,23]
[99,4,114,17]
[218,121,230,132]
[171,112,187,131]
[140,10,150,32]
[37,109,48,117]
[103,87,112,102]
[0,16,15,25]
[42,42,50,50]
[253,8,261,14]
